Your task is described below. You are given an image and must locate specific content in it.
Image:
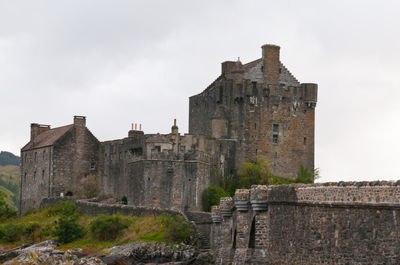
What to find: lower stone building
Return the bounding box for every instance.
[19,116,100,214]
[20,117,232,214]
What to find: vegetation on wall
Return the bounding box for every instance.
[202,186,229,212]
[203,158,317,211]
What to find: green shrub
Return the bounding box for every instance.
[269,176,296,185]
[202,186,229,212]
[52,202,84,244]
[160,214,193,243]
[237,158,273,188]
[80,174,100,198]
[295,165,314,184]
[0,223,21,242]
[0,190,17,221]
[90,215,129,241]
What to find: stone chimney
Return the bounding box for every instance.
[30,123,51,144]
[30,123,40,142]
[73,116,86,128]
[171,119,179,134]
[261,44,280,86]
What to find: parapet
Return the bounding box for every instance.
[250,185,268,211]
[234,189,250,212]
[219,197,234,217]
[211,205,222,223]
[218,181,400,214]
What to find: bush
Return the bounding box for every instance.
[237,158,273,188]
[295,165,314,184]
[90,215,129,241]
[160,214,193,243]
[52,202,84,244]
[0,223,20,242]
[80,174,100,198]
[202,186,229,212]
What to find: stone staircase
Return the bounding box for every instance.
[184,211,213,251]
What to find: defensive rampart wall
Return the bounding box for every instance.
[211,181,400,264]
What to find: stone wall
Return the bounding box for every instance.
[99,128,233,212]
[212,181,400,265]
[40,197,185,218]
[19,146,53,214]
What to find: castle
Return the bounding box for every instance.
[19,44,318,215]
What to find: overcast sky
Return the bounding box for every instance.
[1,0,399,182]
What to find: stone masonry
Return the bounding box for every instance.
[211,181,400,264]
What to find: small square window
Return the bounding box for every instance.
[273,124,279,133]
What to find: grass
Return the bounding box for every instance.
[0,202,194,253]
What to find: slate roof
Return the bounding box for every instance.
[21,124,73,151]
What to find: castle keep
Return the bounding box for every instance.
[20,44,317,214]
[190,44,317,177]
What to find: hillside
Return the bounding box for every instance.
[0,165,19,210]
[0,151,20,166]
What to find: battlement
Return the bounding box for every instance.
[216,181,400,216]
[212,182,400,264]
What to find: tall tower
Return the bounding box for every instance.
[189,44,317,179]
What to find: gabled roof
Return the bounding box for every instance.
[21,124,73,151]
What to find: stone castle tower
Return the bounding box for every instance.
[189,44,317,178]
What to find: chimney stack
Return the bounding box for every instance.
[261,44,280,86]
[171,119,179,134]
[30,123,40,142]
[73,116,86,128]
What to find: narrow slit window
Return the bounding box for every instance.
[304,137,307,145]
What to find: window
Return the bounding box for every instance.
[180,145,186,152]
[304,137,307,146]
[155,146,161,152]
[254,123,257,130]
[252,81,257,89]
[273,105,278,112]
[42,170,45,179]
[273,124,279,144]
[273,124,279,133]
[130,148,143,157]
[33,171,36,180]
[43,150,46,159]
[34,152,37,162]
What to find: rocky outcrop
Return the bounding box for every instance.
[0,241,214,265]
